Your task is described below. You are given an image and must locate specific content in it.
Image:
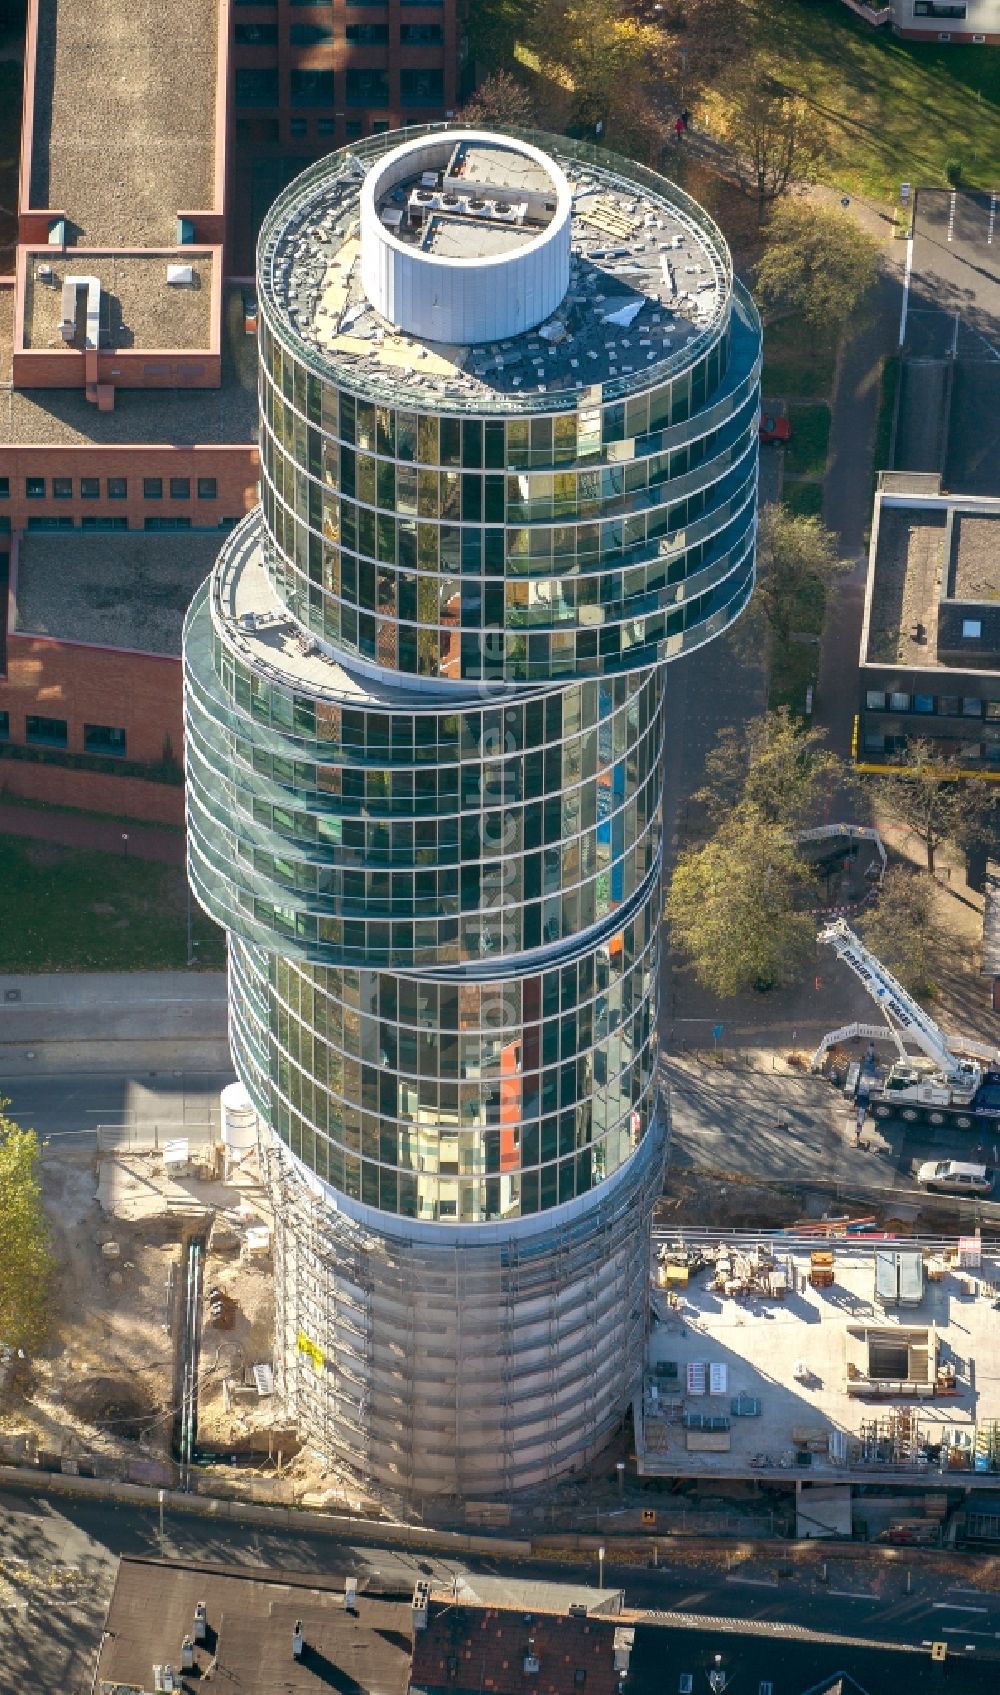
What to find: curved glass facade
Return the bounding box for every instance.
[183,126,760,1496]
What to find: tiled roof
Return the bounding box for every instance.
[411,1601,628,1695]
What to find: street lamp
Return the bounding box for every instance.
[598,1544,605,1592]
[121,832,129,860]
[616,1460,625,1499]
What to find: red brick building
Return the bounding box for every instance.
[0,0,457,824]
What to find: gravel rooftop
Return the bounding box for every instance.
[23,255,213,351]
[951,514,1000,603]
[14,530,222,654]
[30,0,219,247]
[868,506,947,666]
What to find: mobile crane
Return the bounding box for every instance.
[813,918,1000,1130]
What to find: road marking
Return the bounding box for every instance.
[827,1590,878,1600]
[933,1602,988,1613]
[947,190,957,242]
[941,1626,992,1638]
[724,1576,778,1588]
[989,192,996,246]
[899,235,914,347]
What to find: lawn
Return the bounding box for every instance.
[782,481,825,519]
[762,316,838,401]
[751,0,1000,201]
[784,404,832,479]
[0,837,225,972]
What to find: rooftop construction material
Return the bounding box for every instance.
[640,1234,1000,1485]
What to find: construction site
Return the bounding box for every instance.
[640,1226,1000,1529]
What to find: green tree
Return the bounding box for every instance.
[858,866,937,999]
[754,201,881,331]
[720,59,828,221]
[465,0,539,73]
[872,740,996,875]
[756,503,847,648]
[459,71,536,128]
[0,1105,54,1352]
[529,0,668,156]
[666,809,817,996]
[695,707,845,832]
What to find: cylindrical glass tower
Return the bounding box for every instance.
[184,127,760,1497]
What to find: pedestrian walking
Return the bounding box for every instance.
[680,109,690,131]
[674,117,685,143]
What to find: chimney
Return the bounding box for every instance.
[292,1619,304,1660]
[194,1601,208,1642]
[412,1582,430,1631]
[345,1578,358,1613]
[180,1637,195,1671]
[612,1628,634,1676]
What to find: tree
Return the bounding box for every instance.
[858,867,937,999]
[0,1104,54,1352]
[720,62,828,221]
[529,0,669,158]
[666,808,817,996]
[754,201,882,332]
[756,504,847,648]
[872,740,996,875]
[459,71,536,129]
[695,708,845,833]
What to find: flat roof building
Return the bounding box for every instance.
[855,475,1000,776]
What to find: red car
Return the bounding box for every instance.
[759,412,792,445]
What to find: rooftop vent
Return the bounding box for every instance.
[412,1582,430,1630]
[194,1601,207,1642]
[292,1620,304,1661]
[524,1657,540,1674]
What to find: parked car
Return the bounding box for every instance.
[916,1159,994,1196]
[243,291,259,336]
[759,412,791,445]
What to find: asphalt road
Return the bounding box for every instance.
[3,1487,1000,1694]
[4,1068,236,1142]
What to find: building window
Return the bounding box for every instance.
[197,477,217,500]
[290,117,307,136]
[291,68,334,105]
[53,477,73,499]
[235,21,278,43]
[962,697,983,716]
[345,119,363,138]
[145,516,192,530]
[962,618,982,638]
[290,21,333,42]
[938,695,960,716]
[913,694,935,713]
[960,741,982,760]
[235,67,278,107]
[143,477,163,499]
[372,119,390,133]
[401,68,443,106]
[107,477,127,499]
[0,477,8,498]
[889,691,910,712]
[27,516,75,531]
[0,710,8,739]
[865,690,886,711]
[347,68,389,106]
[84,723,127,757]
[170,478,191,499]
[25,714,67,748]
[346,22,387,42]
[986,701,1000,721]
[26,477,45,499]
[80,477,100,499]
[914,1,966,13]
[863,733,886,754]
[82,516,128,531]
[400,22,442,42]
[318,117,334,135]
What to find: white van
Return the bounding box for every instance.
[916,1160,994,1196]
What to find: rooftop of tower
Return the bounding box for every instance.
[259,128,731,413]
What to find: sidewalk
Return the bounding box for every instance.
[0,800,185,864]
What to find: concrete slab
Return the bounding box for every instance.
[640,1238,1000,1486]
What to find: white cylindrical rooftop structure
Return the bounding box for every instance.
[220,1081,258,1151]
[359,131,572,344]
